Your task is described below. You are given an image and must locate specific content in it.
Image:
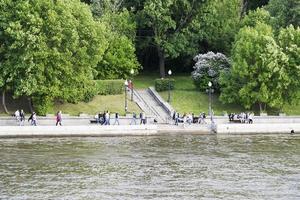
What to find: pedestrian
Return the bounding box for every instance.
[248,112,254,124]
[104,111,110,125]
[15,109,20,124]
[114,112,120,125]
[19,110,25,126]
[141,112,146,124]
[28,112,37,126]
[56,111,62,126]
[175,112,179,125]
[140,112,143,124]
[130,112,137,125]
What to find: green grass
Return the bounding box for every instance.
[0,93,140,116]
[158,75,245,115]
[134,74,159,89]
[135,73,300,115]
[50,94,141,116]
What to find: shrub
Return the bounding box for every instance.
[94,80,124,95]
[155,78,175,92]
[192,51,230,92]
[32,96,53,116]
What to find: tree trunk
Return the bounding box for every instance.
[240,0,248,19]
[259,102,263,113]
[157,46,165,78]
[2,90,9,114]
[28,97,34,113]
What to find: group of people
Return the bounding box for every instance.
[14,110,63,126]
[94,111,118,125]
[228,112,254,123]
[172,111,207,125]
[93,111,147,125]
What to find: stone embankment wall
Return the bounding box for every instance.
[0,125,158,138]
[217,123,300,135]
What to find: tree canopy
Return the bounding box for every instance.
[0,0,108,114]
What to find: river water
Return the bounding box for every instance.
[0,135,299,199]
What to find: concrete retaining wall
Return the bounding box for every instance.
[217,123,300,135]
[0,125,158,138]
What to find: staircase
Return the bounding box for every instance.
[133,89,171,123]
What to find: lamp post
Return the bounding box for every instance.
[208,81,214,127]
[167,69,172,102]
[130,69,134,101]
[124,80,128,113]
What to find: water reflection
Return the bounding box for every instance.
[0,135,300,199]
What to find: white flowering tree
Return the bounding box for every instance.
[191,52,230,92]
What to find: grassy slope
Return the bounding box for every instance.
[0,93,141,116]
[135,74,300,115]
[51,94,141,116]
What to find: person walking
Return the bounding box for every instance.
[141,112,146,124]
[15,109,20,125]
[130,112,137,125]
[19,110,25,126]
[175,112,179,125]
[28,112,37,126]
[56,111,62,126]
[114,112,120,125]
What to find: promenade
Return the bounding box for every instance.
[1,115,300,138]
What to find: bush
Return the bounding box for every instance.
[155,78,175,92]
[192,51,230,92]
[32,96,53,116]
[94,80,124,95]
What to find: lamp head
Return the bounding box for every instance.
[168,69,172,75]
[208,81,212,87]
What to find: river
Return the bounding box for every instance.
[0,135,299,199]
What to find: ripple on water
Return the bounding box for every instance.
[0,135,300,199]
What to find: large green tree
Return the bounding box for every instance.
[138,0,210,77]
[199,0,241,54]
[0,0,107,114]
[277,25,300,105]
[220,23,290,112]
[90,1,140,79]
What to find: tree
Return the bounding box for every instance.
[91,1,140,79]
[191,52,230,92]
[241,8,271,28]
[0,0,108,114]
[267,0,300,30]
[240,0,269,17]
[220,23,289,112]
[277,25,300,105]
[138,0,210,77]
[199,0,242,54]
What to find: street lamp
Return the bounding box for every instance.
[124,80,128,113]
[207,81,214,128]
[130,69,134,101]
[167,69,172,102]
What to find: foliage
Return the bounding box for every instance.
[267,0,300,30]
[199,0,241,54]
[220,23,290,112]
[92,4,140,80]
[0,0,108,114]
[277,25,300,105]
[94,80,125,95]
[241,8,271,28]
[192,52,230,92]
[137,0,210,77]
[155,78,175,92]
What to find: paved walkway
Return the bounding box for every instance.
[134,89,171,123]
